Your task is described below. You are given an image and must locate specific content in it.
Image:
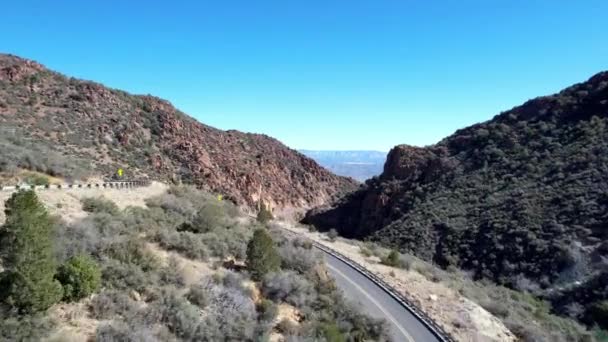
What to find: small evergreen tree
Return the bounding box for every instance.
[0,190,63,312]
[246,229,280,281]
[56,254,101,302]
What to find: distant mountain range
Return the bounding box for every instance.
[299,150,387,181]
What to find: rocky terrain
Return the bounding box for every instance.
[0,54,356,214]
[305,71,608,331]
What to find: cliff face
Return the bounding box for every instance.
[0,54,357,212]
[304,71,608,327]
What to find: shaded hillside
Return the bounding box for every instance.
[299,150,386,181]
[0,54,356,212]
[305,71,608,327]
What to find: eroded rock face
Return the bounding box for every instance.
[383,145,457,183]
[0,54,357,213]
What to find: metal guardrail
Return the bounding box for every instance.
[0,180,151,192]
[282,227,455,342]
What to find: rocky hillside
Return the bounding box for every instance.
[0,54,356,212]
[305,71,608,328]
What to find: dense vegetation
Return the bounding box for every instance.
[0,187,390,341]
[305,71,608,332]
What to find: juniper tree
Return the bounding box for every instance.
[246,228,280,281]
[0,190,63,312]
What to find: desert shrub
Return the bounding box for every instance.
[360,247,373,257]
[319,322,347,342]
[101,259,156,292]
[180,278,259,340]
[196,293,258,340]
[54,212,134,263]
[0,314,55,341]
[153,289,201,340]
[155,229,208,261]
[81,197,120,215]
[201,228,249,259]
[277,319,299,335]
[95,321,131,342]
[292,237,314,250]
[0,134,91,179]
[279,243,322,274]
[146,192,197,219]
[158,257,185,287]
[262,271,316,307]
[104,237,160,271]
[480,300,510,318]
[23,172,50,186]
[56,254,101,302]
[381,249,401,267]
[220,270,251,295]
[0,190,63,313]
[327,229,338,242]
[179,202,226,233]
[95,320,169,342]
[187,284,210,308]
[257,299,278,322]
[247,228,281,281]
[89,290,138,320]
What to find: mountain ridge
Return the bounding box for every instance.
[304,70,608,328]
[0,53,357,213]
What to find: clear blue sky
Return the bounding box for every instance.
[2,1,607,151]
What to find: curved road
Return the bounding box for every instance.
[322,252,441,342]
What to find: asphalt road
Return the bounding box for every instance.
[322,251,441,342]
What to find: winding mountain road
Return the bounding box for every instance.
[322,251,442,342]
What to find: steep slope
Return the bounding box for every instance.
[305,71,608,327]
[0,54,356,212]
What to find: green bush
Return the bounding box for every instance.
[23,173,50,186]
[81,197,120,215]
[0,314,55,341]
[179,202,226,233]
[0,190,63,313]
[246,229,280,281]
[319,322,346,342]
[56,254,101,302]
[381,250,401,267]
